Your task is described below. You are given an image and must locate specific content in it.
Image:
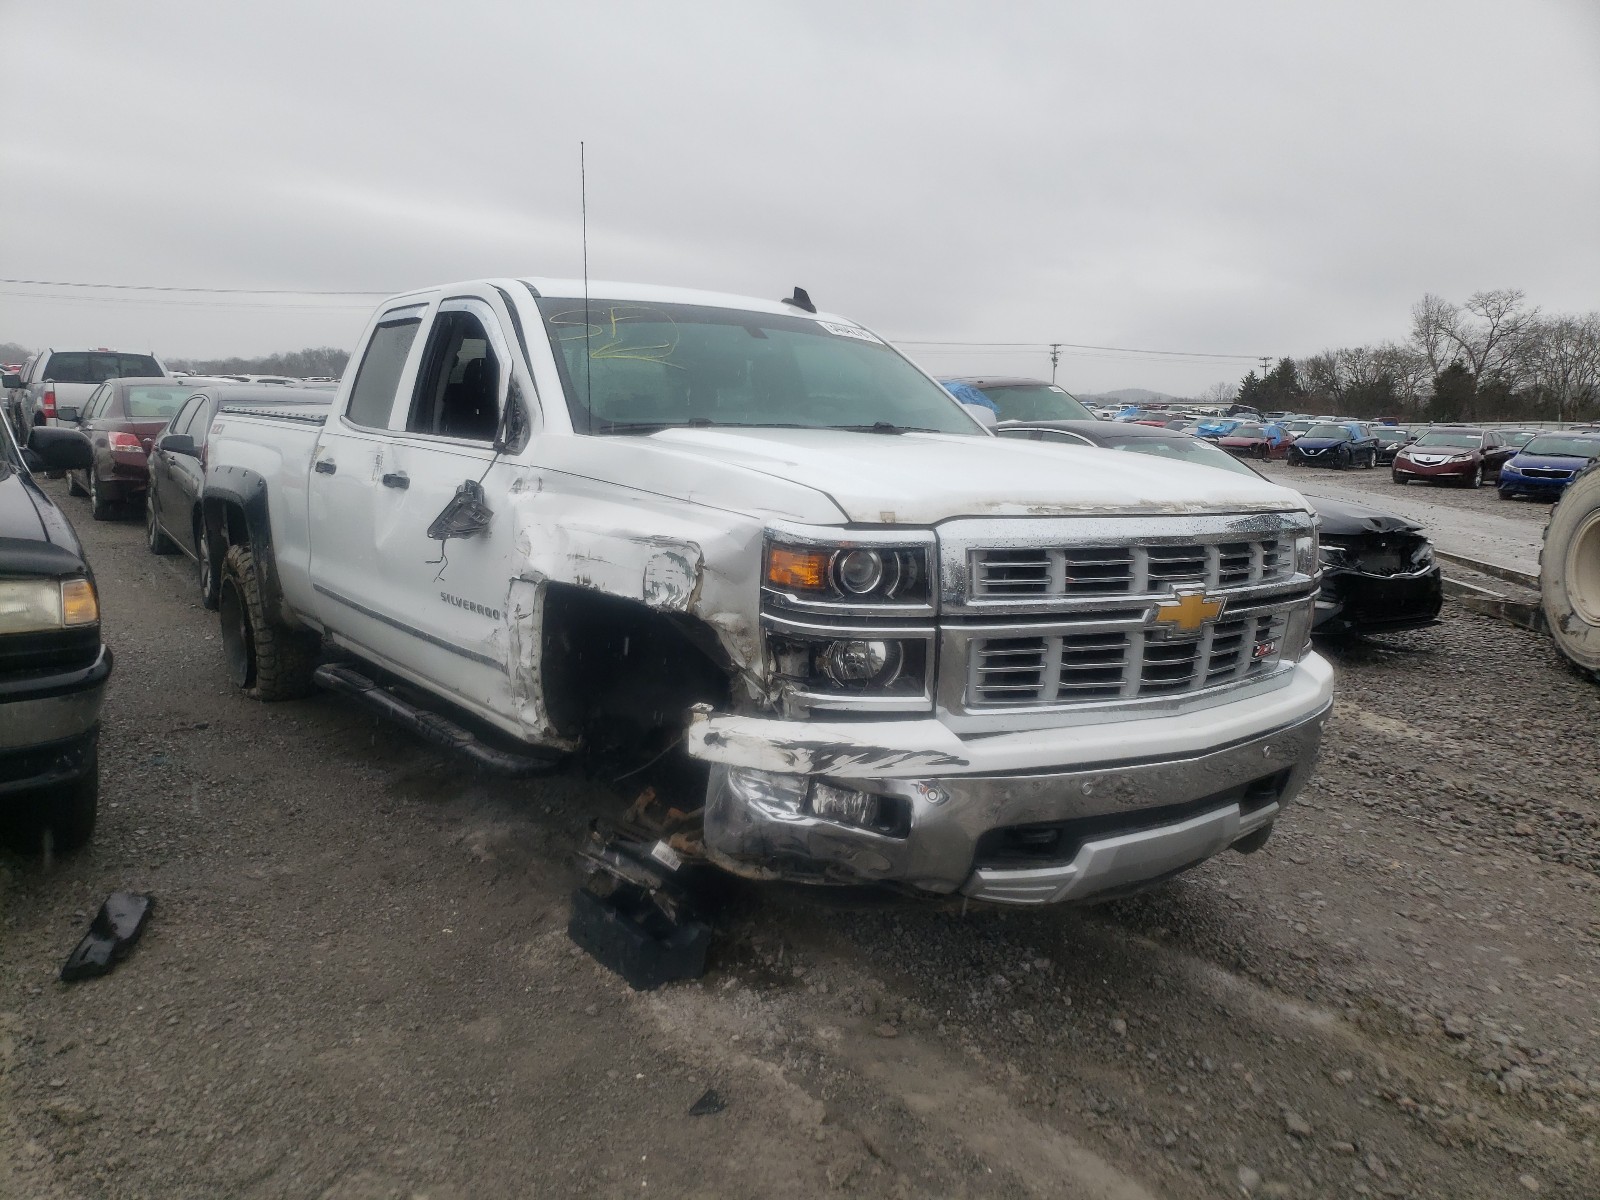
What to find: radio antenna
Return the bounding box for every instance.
[581,141,593,433]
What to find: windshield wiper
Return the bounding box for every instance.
[820,421,943,435]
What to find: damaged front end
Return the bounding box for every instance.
[1311,498,1442,635]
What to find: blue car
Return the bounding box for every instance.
[1497,434,1600,501]
[1288,421,1380,469]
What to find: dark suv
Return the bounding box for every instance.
[1,417,112,851]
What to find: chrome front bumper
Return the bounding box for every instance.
[697,696,1330,904]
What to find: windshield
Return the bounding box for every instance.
[969,383,1093,422]
[534,298,982,436]
[43,352,162,384]
[1228,423,1263,438]
[1306,424,1351,440]
[1099,435,1258,477]
[1375,428,1408,441]
[1412,431,1481,449]
[1503,431,1537,447]
[1286,420,1314,433]
[123,386,191,419]
[1521,436,1600,458]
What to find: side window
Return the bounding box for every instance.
[406,309,501,441]
[191,399,220,443]
[346,318,421,429]
[1037,430,1091,445]
[82,385,109,419]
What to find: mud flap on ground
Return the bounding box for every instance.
[61,892,153,982]
[568,832,711,990]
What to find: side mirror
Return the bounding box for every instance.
[158,432,197,457]
[56,405,81,424]
[962,402,999,429]
[27,426,94,471]
[1,372,20,389]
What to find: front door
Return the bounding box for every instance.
[367,293,531,726]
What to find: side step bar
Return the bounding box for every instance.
[313,663,565,777]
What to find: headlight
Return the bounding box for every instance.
[1318,543,1350,568]
[1448,453,1474,462]
[0,577,99,634]
[1293,533,1319,576]
[765,540,932,606]
[767,626,930,707]
[1410,541,1435,569]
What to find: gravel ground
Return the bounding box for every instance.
[1255,460,1550,575]
[3,479,1597,1199]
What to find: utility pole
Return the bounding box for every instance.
[1257,355,1271,380]
[1049,343,1061,384]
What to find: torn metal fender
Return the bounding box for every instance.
[685,705,969,777]
[508,481,768,681]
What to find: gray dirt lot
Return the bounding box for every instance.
[1255,460,1550,576]
[3,477,1598,1200]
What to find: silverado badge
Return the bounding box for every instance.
[1150,588,1225,638]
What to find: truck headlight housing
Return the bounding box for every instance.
[0,577,99,634]
[766,626,931,709]
[766,542,931,606]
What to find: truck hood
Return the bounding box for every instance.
[636,427,1310,523]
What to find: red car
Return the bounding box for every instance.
[1218,421,1292,460]
[1391,427,1517,488]
[61,377,195,519]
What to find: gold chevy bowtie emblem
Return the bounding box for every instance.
[1152,590,1225,636]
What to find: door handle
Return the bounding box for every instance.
[381,472,409,489]
[314,459,337,475]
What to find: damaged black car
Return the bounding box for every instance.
[1310,496,1442,635]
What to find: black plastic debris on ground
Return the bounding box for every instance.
[61,892,154,982]
[568,835,710,991]
[688,1088,726,1116]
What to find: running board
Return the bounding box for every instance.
[313,663,565,776]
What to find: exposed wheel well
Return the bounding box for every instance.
[539,583,734,757]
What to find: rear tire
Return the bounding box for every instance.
[1465,464,1483,489]
[146,491,177,553]
[88,472,114,520]
[68,472,88,498]
[217,544,319,700]
[1541,465,1600,680]
[196,520,219,611]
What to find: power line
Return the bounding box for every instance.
[0,289,374,312]
[0,277,392,296]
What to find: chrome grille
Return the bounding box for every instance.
[968,611,1289,707]
[971,538,1291,601]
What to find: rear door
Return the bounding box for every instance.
[306,303,428,670]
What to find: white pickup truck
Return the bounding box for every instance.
[201,279,1333,905]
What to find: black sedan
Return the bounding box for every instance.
[994,420,1442,636]
[1,417,113,851]
[145,384,333,609]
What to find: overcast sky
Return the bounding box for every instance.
[2,0,1597,395]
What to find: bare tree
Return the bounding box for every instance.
[1530,313,1600,422]
[1410,293,1461,376]
[1195,381,1236,407]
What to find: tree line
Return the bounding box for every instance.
[166,346,350,378]
[1216,291,1600,423]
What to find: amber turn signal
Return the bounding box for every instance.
[61,578,100,626]
[766,546,830,591]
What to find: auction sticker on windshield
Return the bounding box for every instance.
[816,321,883,344]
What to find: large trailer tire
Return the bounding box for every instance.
[1541,464,1600,680]
[217,543,319,700]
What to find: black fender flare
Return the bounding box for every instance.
[202,466,300,629]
